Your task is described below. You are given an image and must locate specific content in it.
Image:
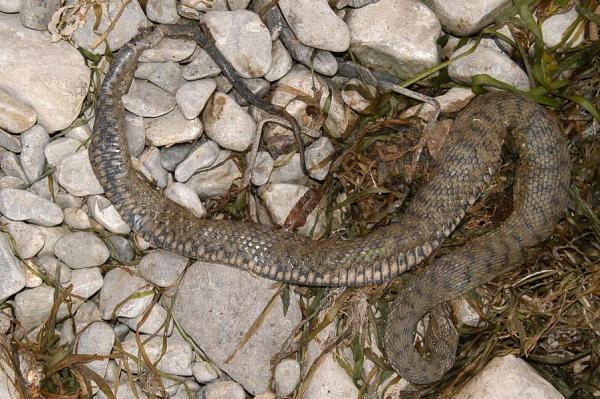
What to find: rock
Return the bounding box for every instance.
[54,232,110,269]
[124,113,146,157]
[54,192,84,210]
[305,137,334,181]
[160,143,194,172]
[264,40,294,82]
[145,108,203,147]
[56,150,104,196]
[0,128,21,152]
[541,6,584,48]
[108,235,134,263]
[141,147,169,188]
[0,176,25,189]
[175,140,220,182]
[72,0,149,53]
[37,255,71,284]
[0,14,89,132]
[451,298,483,327]
[401,87,476,120]
[68,267,104,299]
[37,225,67,257]
[122,333,194,376]
[20,125,49,182]
[120,302,174,335]
[249,151,274,186]
[15,284,67,331]
[20,0,60,30]
[65,125,92,142]
[203,92,256,151]
[448,40,531,90]
[165,182,207,218]
[201,10,272,78]
[96,381,148,399]
[341,78,378,112]
[123,80,176,117]
[269,153,306,184]
[99,267,154,319]
[0,149,27,183]
[186,158,241,199]
[146,0,180,24]
[138,249,189,287]
[0,89,37,133]
[75,321,115,378]
[147,61,185,94]
[44,137,82,167]
[423,0,512,36]
[182,47,221,80]
[176,79,217,120]
[0,232,27,302]
[192,360,220,384]
[0,188,63,226]
[63,207,92,230]
[174,261,302,395]
[261,183,326,237]
[346,0,441,79]
[272,65,347,138]
[0,358,17,398]
[0,0,20,12]
[198,380,246,399]
[274,359,301,397]
[5,221,45,259]
[455,355,565,399]
[279,0,350,52]
[139,38,196,63]
[233,78,270,106]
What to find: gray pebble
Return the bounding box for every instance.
[123,80,176,117]
[140,38,196,63]
[305,137,334,181]
[147,61,185,94]
[75,321,115,378]
[37,254,71,284]
[141,147,169,188]
[192,360,220,384]
[165,182,206,218]
[146,0,180,24]
[175,140,220,182]
[203,92,256,152]
[274,358,301,397]
[108,235,135,263]
[120,302,173,335]
[88,195,131,234]
[0,88,37,133]
[6,221,44,259]
[124,112,146,157]
[139,249,189,287]
[182,47,221,80]
[99,267,153,319]
[176,79,217,120]
[54,231,109,269]
[160,142,194,172]
[44,137,82,167]
[0,128,21,153]
[56,150,104,196]
[0,188,63,226]
[145,107,203,147]
[0,232,26,302]
[68,267,104,299]
[20,124,48,182]
[197,380,246,399]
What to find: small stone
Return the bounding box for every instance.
[198,380,246,399]
[448,40,530,90]
[0,147,27,181]
[122,333,193,376]
[140,147,169,188]
[37,255,71,284]
[203,92,256,151]
[423,0,512,36]
[279,0,350,52]
[401,87,476,120]
[71,0,149,53]
[213,75,233,93]
[455,355,565,399]
[44,137,82,167]
[160,143,194,172]
[99,267,154,319]
[21,125,50,182]
[65,125,92,142]
[37,225,67,257]
[0,88,37,133]
[165,182,206,218]
[146,0,180,24]
[87,195,131,234]
[69,267,104,299]
[187,159,241,199]
[0,128,21,153]
[201,10,272,78]
[451,298,483,327]
[139,249,189,287]
[29,176,58,201]
[346,0,441,79]
[341,78,378,112]
[175,140,220,182]
[15,284,67,331]
[0,188,63,226]
[54,192,83,210]
[0,0,20,12]
[305,137,334,181]
[123,80,176,117]
[54,232,110,269]
[269,153,306,184]
[0,176,25,189]
[274,359,301,397]
[192,360,220,384]
[6,221,45,259]
[0,232,27,302]
[140,38,196,63]
[0,14,90,132]
[233,78,271,106]
[120,302,173,335]
[264,39,294,82]
[63,207,92,230]
[124,113,146,157]
[75,321,115,378]
[108,235,135,263]
[96,381,148,399]
[181,47,221,80]
[541,7,584,48]
[176,79,218,120]
[147,61,185,94]
[145,108,203,147]
[249,151,274,186]
[24,263,42,287]
[56,150,104,196]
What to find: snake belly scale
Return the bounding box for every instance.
[89,24,570,384]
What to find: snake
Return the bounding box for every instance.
[89,23,571,385]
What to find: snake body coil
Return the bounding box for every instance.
[90,24,570,384]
